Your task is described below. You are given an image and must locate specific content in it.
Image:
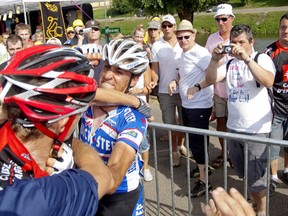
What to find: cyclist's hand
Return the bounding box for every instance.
[46,143,74,175]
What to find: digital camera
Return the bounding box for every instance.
[220,45,232,54]
[76,28,92,35]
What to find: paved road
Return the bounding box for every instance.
[98,6,288,22]
[143,97,288,216]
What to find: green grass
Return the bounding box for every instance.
[229,0,288,7]
[100,10,286,36]
[93,8,106,20]
[194,10,286,35]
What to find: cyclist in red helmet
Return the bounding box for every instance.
[0,44,115,215]
[0,44,152,215]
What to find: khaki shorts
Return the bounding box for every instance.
[214,94,228,118]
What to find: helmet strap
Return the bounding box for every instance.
[124,74,135,94]
[34,115,76,157]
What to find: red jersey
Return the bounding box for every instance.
[0,122,48,189]
[264,41,288,115]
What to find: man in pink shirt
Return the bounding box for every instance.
[205,3,235,169]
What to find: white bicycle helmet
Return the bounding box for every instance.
[103,39,149,75]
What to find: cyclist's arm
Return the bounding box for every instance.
[106,141,136,193]
[92,88,140,108]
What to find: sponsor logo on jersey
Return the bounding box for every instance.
[119,129,143,146]
[0,160,23,183]
[21,153,31,161]
[283,65,288,83]
[124,108,136,123]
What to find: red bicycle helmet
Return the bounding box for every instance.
[0,45,97,124]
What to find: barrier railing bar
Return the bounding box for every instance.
[152,128,161,216]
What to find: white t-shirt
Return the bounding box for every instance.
[151,37,182,94]
[176,44,213,109]
[218,52,276,133]
[134,73,146,102]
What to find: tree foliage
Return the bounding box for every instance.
[112,0,135,14]
[129,0,221,22]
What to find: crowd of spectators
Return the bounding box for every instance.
[0,4,287,216]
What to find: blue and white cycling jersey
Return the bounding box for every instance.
[80,105,146,193]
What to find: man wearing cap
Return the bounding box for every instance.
[168,19,213,197]
[150,14,185,167]
[76,20,103,82]
[205,3,235,169]
[84,20,102,46]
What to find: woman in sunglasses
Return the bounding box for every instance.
[64,26,75,46]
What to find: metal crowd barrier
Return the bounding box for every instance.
[143,122,288,216]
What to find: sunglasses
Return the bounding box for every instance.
[162,24,173,29]
[148,28,158,31]
[92,27,100,31]
[67,31,75,34]
[177,35,192,41]
[215,17,229,22]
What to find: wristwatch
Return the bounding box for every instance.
[194,83,201,91]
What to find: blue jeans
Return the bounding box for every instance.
[139,131,150,153]
[270,114,288,160]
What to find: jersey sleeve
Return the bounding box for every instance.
[117,108,147,152]
[0,169,99,216]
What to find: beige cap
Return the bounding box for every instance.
[176,19,197,33]
[148,20,160,29]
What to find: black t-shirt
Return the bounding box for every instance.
[264,41,288,116]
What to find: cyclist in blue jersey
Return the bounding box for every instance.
[79,39,149,216]
[0,45,114,215]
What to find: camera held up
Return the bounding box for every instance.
[220,45,232,54]
[76,28,92,35]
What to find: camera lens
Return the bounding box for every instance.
[225,47,231,53]
[78,29,84,35]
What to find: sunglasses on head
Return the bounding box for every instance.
[215,17,229,22]
[162,24,173,29]
[67,31,75,34]
[177,35,191,41]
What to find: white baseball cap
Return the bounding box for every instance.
[161,14,176,25]
[214,4,235,18]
